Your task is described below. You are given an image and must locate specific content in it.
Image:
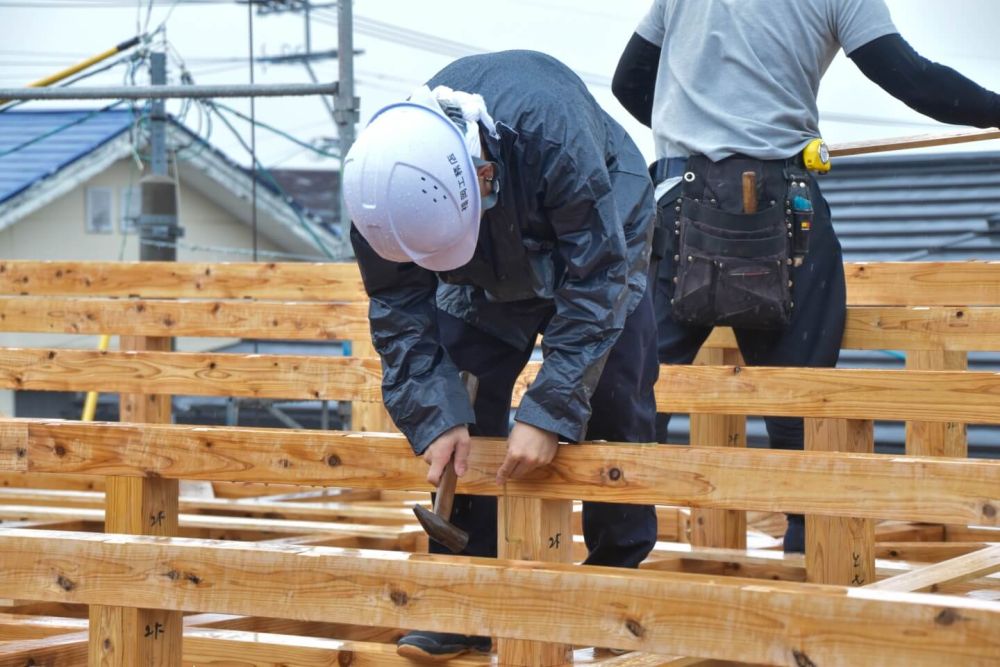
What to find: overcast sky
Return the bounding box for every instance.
[1,0,999,170]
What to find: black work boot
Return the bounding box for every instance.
[396,631,491,662]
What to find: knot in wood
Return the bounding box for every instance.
[935,608,963,626]
[163,570,180,581]
[53,445,66,458]
[389,589,409,606]
[337,650,354,666]
[326,454,342,467]
[624,618,644,637]
[56,575,75,591]
[983,503,997,519]
[15,448,25,458]
[607,467,622,482]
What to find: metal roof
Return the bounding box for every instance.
[824,150,1000,261]
[0,108,135,205]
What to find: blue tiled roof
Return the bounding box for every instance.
[0,109,134,205]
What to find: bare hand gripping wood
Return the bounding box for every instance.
[411,371,478,553]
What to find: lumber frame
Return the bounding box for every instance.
[3,419,998,525]
[0,530,997,665]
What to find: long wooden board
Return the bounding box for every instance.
[5,260,1000,306]
[0,530,996,666]
[0,296,370,340]
[2,419,997,524]
[6,352,1000,423]
[0,260,365,301]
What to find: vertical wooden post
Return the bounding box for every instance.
[905,350,968,457]
[690,345,747,549]
[805,418,875,586]
[350,337,395,433]
[497,495,573,666]
[89,336,181,666]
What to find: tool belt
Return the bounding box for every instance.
[655,154,813,330]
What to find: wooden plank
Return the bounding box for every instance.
[4,259,1000,306]
[689,348,746,550]
[90,334,180,667]
[830,128,1000,158]
[868,545,1000,593]
[844,262,1000,306]
[877,542,994,563]
[805,419,876,586]
[349,336,396,433]
[0,260,365,301]
[497,494,574,666]
[5,419,1000,525]
[0,505,418,541]
[0,296,370,340]
[706,306,1000,352]
[0,530,998,665]
[0,348,382,401]
[906,350,968,457]
[0,613,86,640]
[647,366,1000,424]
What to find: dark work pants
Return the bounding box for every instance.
[431,282,659,568]
[653,175,847,449]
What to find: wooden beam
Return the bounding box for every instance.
[705,306,1000,352]
[0,348,382,401]
[689,348,746,550]
[0,530,998,665]
[0,613,86,640]
[0,296,370,340]
[89,334,180,667]
[829,128,1000,158]
[906,350,968,457]
[5,260,1000,306]
[877,542,993,563]
[0,260,365,301]
[497,494,574,665]
[648,366,1000,423]
[4,419,999,525]
[805,419,876,586]
[868,545,1000,593]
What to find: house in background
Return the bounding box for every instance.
[0,108,346,423]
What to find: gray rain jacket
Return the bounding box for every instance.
[351,50,655,453]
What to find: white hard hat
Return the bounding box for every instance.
[343,101,481,272]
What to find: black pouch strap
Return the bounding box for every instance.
[684,225,788,259]
[682,198,785,232]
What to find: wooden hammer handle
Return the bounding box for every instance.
[742,171,758,214]
[432,371,480,519]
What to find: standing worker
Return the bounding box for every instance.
[613,0,1000,553]
[344,50,659,661]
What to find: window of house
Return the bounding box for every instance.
[120,185,141,233]
[85,187,114,234]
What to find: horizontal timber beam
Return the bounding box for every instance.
[2,419,997,524]
[0,529,996,666]
[0,297,370,340]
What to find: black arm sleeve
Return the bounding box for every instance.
[849,33,1000,129]
[612,32,662,128]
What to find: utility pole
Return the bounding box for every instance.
[334,0,358,246]
[139,49,183,262]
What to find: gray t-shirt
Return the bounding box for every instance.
[636,0,897,161]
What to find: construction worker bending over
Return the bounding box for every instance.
[344,50,659,661]
[613,0,1000,553]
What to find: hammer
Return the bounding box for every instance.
[411,371,478,553]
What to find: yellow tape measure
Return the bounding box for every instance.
[802,138,831,173]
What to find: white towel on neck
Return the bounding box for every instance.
[409,84,499,160]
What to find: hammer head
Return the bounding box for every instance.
[412,504,469,554]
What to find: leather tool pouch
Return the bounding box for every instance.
[668,156,803,330]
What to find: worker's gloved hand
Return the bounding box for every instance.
[422,425,471,485]
[495,422,559,485]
